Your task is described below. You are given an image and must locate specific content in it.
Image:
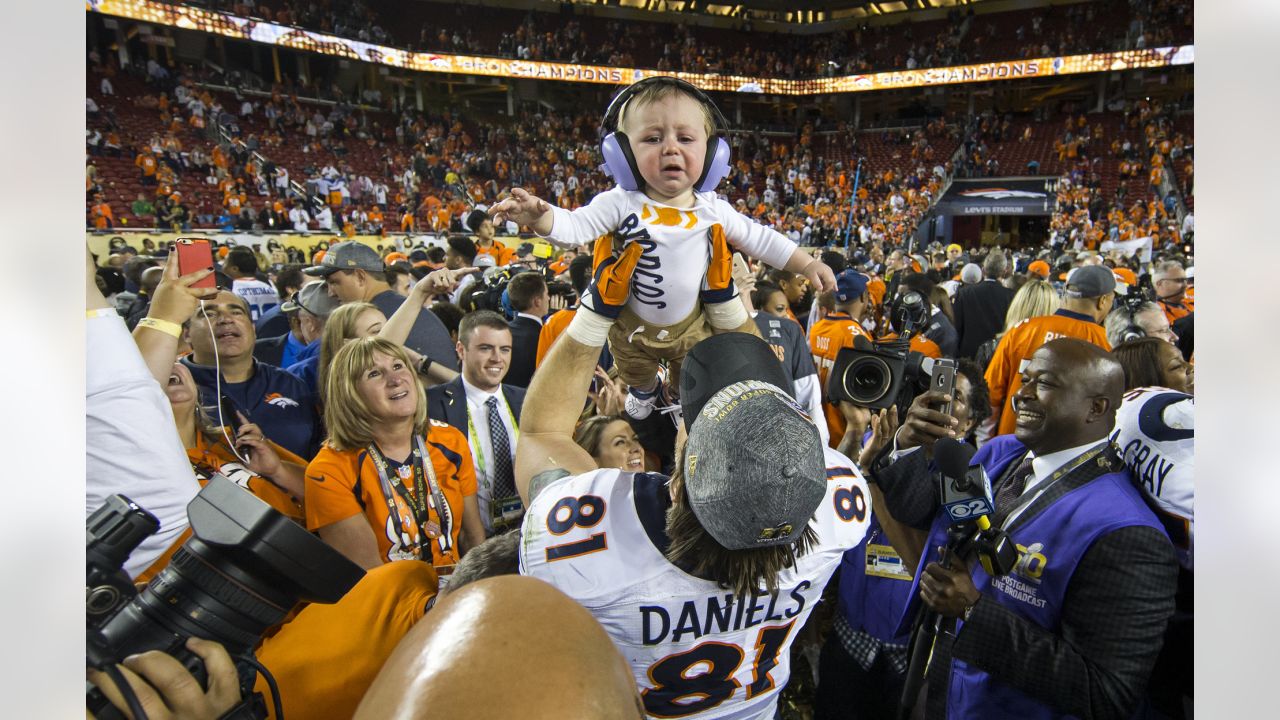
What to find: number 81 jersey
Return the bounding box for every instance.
[518,447,871,719]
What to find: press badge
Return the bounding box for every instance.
[491,495,525,532]
[866,543,912,581]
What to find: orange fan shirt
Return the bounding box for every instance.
[477,242,515,267]
[535,308,575,368]
[984,310,1111,436]
[808,311,873,446]
[304,422,476,570]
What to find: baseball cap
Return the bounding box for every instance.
[1064,265,1117,299]
[1112,267,1138,288]
[678,334,827,551]
[833,269,869,303]
[1027,260,1050,279]
[281,281,339,318]
[960,263,983,284]
[303,241,384,277]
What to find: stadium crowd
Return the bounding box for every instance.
[87,82,1194,720]
[87,7,1195,717]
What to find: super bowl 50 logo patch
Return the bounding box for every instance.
[265,392,300,408]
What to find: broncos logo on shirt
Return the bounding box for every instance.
[265,392,301,408]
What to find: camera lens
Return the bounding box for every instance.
[842,356,892,404]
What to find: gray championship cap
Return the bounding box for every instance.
[303,241,385,277]
[678,334,826,550]
[281,280,339,319]
[1064,264,1117,299]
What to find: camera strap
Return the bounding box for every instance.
[368,435,455,563]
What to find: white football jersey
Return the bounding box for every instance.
[519,447,871,720]
[1110,386,1194,569]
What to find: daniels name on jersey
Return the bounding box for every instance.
[1110,386,1194,569]
[519,447,871,720]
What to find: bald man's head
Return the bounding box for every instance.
[1012,338,1124,454]
[355,576,645,720]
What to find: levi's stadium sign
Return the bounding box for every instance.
[89,0,1193,95]
[934,177,1062,216]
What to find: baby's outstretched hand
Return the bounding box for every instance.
[490,188,551,228]
[802,259,837,293]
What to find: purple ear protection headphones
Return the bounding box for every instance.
[599,76,732,194]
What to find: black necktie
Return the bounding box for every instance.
[992,454,1036,524]
[486,396,516,500]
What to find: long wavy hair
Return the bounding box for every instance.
[663,443,817,598]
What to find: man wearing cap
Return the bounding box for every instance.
[514,248,872,719]
[280,282,340,398]
[954,251,1015,360]
[984,264,1114,437]
[810,269,875,446]
[467,208,515,267]
[304,240,458,372]
[254,276,320,369]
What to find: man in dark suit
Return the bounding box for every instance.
[427,310,526,537]
[953,251,1015,359]
[503,271,550,389]
[868,339,1177,719]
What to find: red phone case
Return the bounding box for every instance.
[176,238,216,289]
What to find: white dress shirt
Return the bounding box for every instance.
[1004,439,1108,526]
[461,376,519,530]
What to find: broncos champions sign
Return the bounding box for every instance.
[933,177,1061,216]
[89,0,1193,96]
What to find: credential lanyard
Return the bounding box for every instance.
[368,435,455,561]
[998,443,1108,531]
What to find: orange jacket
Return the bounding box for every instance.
[535,308,577,368]
[808,312,873,446]
[985,310,1110,435]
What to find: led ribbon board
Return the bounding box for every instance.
[89,0,1193,94]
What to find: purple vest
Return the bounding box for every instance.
[910,435,1165,719]
[837,515,915,644]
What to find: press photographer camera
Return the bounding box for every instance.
[87,475,365,720]
[826,289,953,411]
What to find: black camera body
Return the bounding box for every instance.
[827,335,955,411]
[87,476,365,719]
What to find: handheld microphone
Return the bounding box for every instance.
[934,438,1017,577]
[935,438,993,525]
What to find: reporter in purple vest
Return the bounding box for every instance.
[867,338,1177,719]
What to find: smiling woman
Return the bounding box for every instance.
[305,337,485,575]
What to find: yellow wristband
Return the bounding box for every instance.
[86,308,117,319]
[137,317,183,338]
